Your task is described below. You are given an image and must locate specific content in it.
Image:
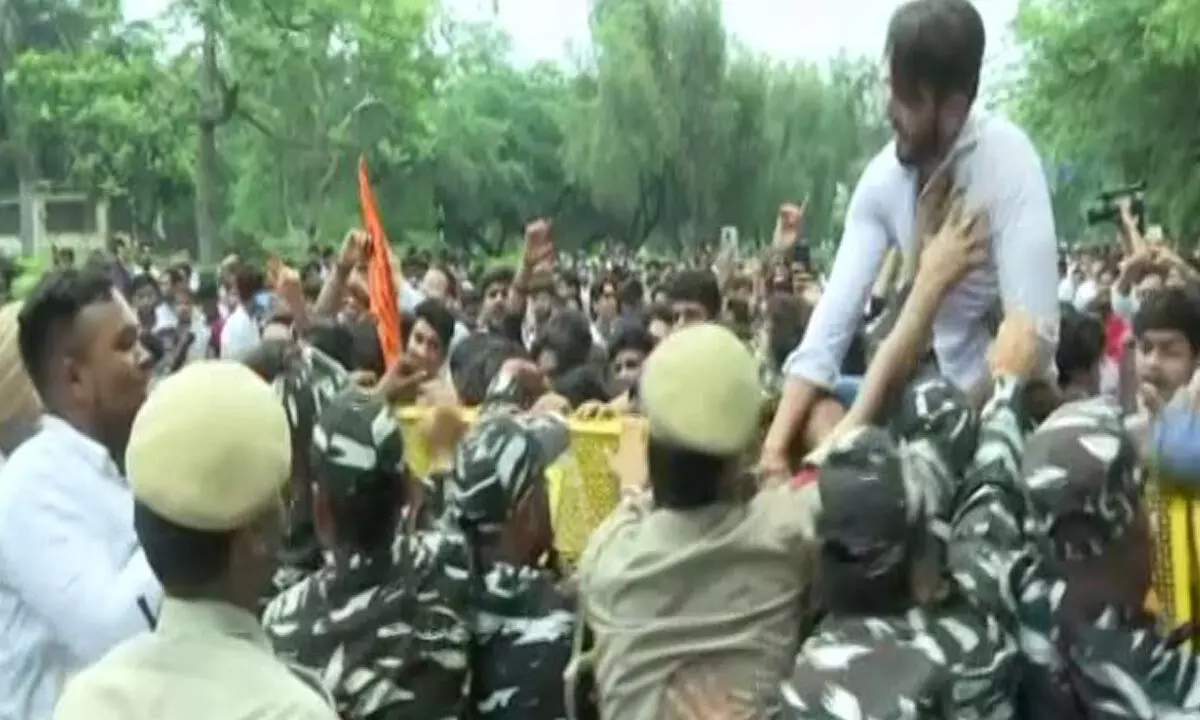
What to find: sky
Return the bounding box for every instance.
[124,0,1022,91]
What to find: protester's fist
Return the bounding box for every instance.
[339,229,368,272]
[524,219,554,270]
[779,202,804,231]
[988,311,1038,380]
[772,202,804,251]
[276,266,302,299]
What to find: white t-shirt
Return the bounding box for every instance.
[784,111,1061,392]
[219,305,260,360]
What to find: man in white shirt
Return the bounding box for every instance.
[220,266,261,360]
[762,0,1060,472]
[0,266,161,720]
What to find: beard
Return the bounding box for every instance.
[894,126,939,167]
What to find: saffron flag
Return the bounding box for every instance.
[358,155,403,367]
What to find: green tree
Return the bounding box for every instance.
[421,24,577,256]
[6,25,192,240]
[1,0,123,251]
[1008,0,1200,242]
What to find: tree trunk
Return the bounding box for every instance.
[15,145,37,256]
[194,11,221,265]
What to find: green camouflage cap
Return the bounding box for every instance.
[452,407,569,535]
[889,374,978,478]
[310,387,406,503]
[1021,397,1140,561]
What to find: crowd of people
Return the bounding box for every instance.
[3,0,1200,718]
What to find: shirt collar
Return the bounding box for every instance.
[40,414,123,484]
[157,597,271,650]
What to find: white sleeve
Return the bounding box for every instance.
[782,163,891,389]
[977,125,1061,377]
[0,467,160,664]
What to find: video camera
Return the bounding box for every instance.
[1084,181,1146,232]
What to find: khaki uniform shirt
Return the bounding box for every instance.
[577,481,821,719]
[54,597,337,720]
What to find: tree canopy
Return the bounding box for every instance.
[1,0,890,262]
[1007,0,1200,243]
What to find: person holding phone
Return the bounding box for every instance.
[761,0,1060,474]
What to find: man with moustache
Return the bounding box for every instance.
[762,0,1060,473]
[0,267,158,719]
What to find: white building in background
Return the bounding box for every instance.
[0,191,112,258]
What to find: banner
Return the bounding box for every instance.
[358,155,403,367]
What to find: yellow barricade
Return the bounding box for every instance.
[396,407,623,566]
[1149,475,1199,630]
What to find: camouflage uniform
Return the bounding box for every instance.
[263,388,473,720]
[947,386,1200,717]
[271,343,351,592]
[779,376,1019,720]
[450,373,576,720]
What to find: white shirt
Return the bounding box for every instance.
[0,416,161,720]
[1057,274,1079,303]
[784,112,1061,392]
[219,304,260,360]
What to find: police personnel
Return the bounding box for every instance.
[54,361,337,720]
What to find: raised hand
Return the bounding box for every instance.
[523,219,555,271]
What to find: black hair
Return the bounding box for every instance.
[478,266,515,294]
[233,264,264,303]
[129,273,159,300]
[618,277,644,313]
[532,309,593,375]
[426,263,459,300]
[766,294,812,371]
[589,274,620,311]
[18,266,115,399]
[134,502,232,595]
[886,0,985,104]
[194,272,220,303]
[1056,304,1106,389]
[413,298,456,355]
[1133,285,1200,353]
[646,301,673,327]
[346,320,386,375]
[559,270,581,294]
[553,364,610,407]
[608,322,655,363]
[452,334,528,406]
[646,437,729,510]
[664,270,721,320]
